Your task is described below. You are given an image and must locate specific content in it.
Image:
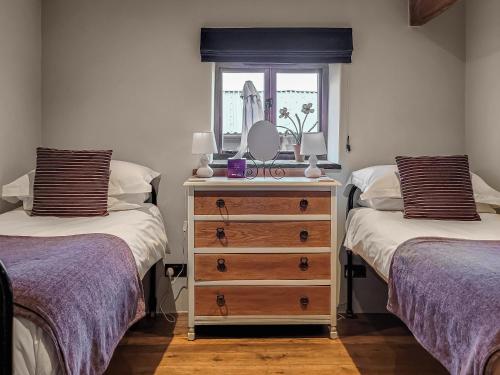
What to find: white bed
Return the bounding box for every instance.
[345,207,500,281]
[345,207,500,375]
[0,204,168,375]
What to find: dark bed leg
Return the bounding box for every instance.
[346,249,356,319]
[149,263,157,318]
[0,261,13,375]
[345,185,359,319]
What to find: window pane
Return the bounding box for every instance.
[276,73,319,149]
[222,72,264,151]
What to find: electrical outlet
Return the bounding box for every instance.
[344,265,366,278]
[164,264,187,278]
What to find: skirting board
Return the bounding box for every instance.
[195,315,332,325]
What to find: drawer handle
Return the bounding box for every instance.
[216,258,226,272]
[299,199,309,210]
[299,230,309,242]
[300,296,309,308]
[216,294,226,307]
[299,257,309,271]
[216,199,225,209]
[216,228,226,240]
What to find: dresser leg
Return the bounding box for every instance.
[187,327,195,341]
[329,325,338,340]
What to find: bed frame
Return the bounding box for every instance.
[345,184,361,319]
[344,184,395,319]
[0,183,160,375]
[0,260,13,375]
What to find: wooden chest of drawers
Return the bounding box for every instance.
[184,177,339,340]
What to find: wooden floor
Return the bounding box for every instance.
[105,313,448,375]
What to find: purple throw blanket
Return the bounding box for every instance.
[0,234,145,375]
[388,237,500,375]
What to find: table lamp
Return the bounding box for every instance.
[192,131,218,178]
[301,132,327,178]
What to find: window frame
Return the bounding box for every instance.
[213,62,329,158]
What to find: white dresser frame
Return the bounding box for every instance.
[184,177,340,340]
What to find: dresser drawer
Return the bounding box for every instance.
[195,286,330,316]
[194,221,331,248]
[194,191,331,215]
[195,253,330,281]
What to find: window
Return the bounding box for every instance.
[214,63,329,158]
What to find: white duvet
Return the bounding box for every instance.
[345,208,500,281]
[0,204,168,375]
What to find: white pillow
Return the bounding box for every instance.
[471,173,500,207]
[108,160,160,195]
[108,193,151,211]
[2,171,35,209]
[350,165,500,210]
[3,181,152,212]
[4,192,150,212]
[476,203,497,214]
[359,171,401,200]
[2,160,160,211]
[349,165,397,192]
[359,197,496,213]
[358,197,404,211]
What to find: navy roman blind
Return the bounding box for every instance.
[200,28,353,63]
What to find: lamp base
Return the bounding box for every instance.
[304,154,322,178]
[304,165,322,178]
[196,165,214,178]
[195,154,214,178]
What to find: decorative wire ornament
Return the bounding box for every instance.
[245,151,285,180]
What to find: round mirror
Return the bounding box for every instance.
[247,120,280,162]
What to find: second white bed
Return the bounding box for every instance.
[344,207,500,281]
[0,204,168,375]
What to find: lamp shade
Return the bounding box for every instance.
[192,132,218,154]
[300,132,327,156]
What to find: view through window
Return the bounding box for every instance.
[215,64,328,155]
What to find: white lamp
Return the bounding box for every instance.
[301,132,327,178]
[192,131,218,178]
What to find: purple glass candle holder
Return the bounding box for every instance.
[227,158,247,178]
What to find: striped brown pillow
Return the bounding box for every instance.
[395,155,480,221]
[32,147,112,217]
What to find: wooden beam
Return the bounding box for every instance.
[409,0,459,26]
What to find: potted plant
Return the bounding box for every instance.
[277,103,318,162]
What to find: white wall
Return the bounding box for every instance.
[466,0,500,190]
[0,0,42,213]
[41,0,466,312]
